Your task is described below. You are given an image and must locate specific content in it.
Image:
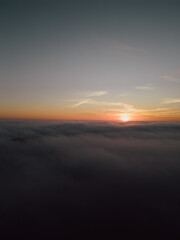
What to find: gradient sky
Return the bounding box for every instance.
[1,0,180,121]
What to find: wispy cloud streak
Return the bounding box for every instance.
[73,99,95,108]
[87,91,109,97]
[136,85,154,90]
[161,75,180,83]
[162,98,180,104]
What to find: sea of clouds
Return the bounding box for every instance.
[0,120,180,236]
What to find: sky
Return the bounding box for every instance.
[1,0,180,121]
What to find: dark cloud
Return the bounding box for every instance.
[0,120,180,237]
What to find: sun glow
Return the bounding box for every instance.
[121,114,130,122]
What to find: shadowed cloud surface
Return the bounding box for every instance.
[0,120,180,237]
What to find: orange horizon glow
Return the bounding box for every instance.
[0,112,180,122]
[1,105,180,122]
[1,93,180,122]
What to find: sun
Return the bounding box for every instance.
[121,114,130,122]
[121,116,129,122]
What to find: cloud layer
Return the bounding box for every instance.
[0,120,180,236]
